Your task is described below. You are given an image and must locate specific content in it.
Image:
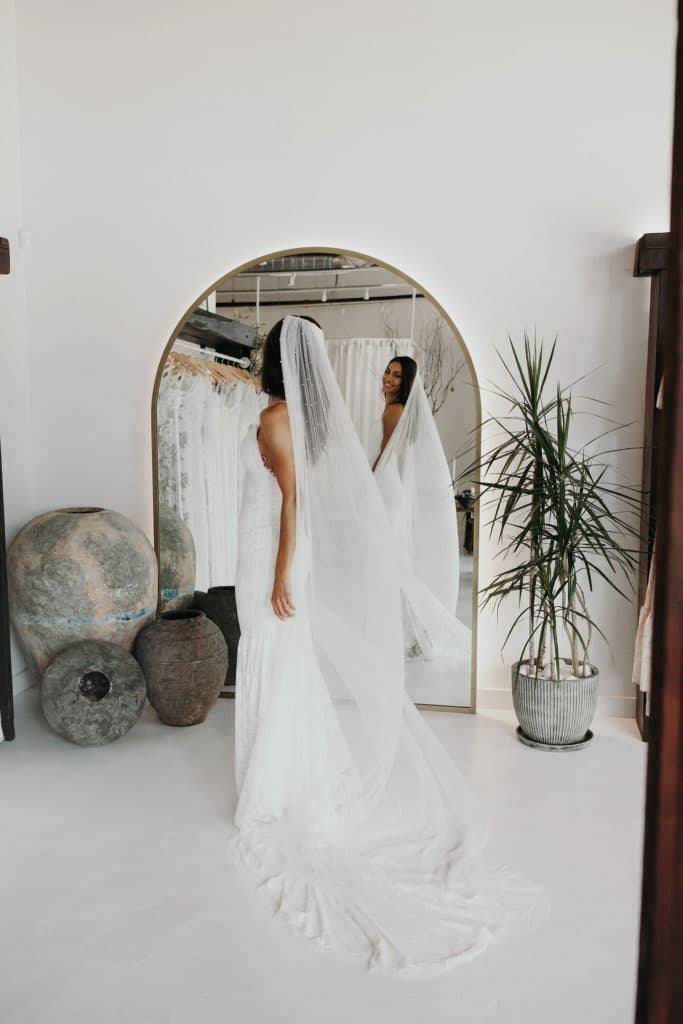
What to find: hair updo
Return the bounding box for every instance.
[260,315,322,399]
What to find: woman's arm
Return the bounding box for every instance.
[258,404,297,620]
[372,403,403,472]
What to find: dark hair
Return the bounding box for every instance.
[385,356,417,406]
[261,315,322,398]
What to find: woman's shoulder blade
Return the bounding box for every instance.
[383,402,404,421]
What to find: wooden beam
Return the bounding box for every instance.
[0,237,9,275]
[178,309,256,357]
[0,440,14,740]
[634,233,670,277]
[217,292,424,309]
[635,5,683,1020]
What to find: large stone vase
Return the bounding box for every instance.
[158,505,196,613]
[191,586,239,690]
[134,610,227,726]
[8,507,158,679]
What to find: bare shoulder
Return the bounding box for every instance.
[383,402,404,424]
[260,401,289,423]
[260,402,289,430]
[259,402,291,448]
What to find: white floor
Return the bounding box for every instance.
[1,688,646,1024]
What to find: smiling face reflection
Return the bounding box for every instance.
[382,360,403,401]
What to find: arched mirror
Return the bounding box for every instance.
[152,248,480,711]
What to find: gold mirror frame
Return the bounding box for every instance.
[151,245,481,714]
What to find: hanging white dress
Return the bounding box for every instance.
[157,364,259,590]
[231,316,546,973]
[374,371,471,669]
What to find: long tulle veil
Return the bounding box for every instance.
[231,316,547,973]
[279,314,406,819]
[374,369,471,661]
[374,369,462,618]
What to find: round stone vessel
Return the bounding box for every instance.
[134,610,227,726]
[158,505,196,613]
[7,507,158,679]
[40,639,147,746]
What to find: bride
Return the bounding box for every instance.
[231,315,544,973]
[373,356,471,664]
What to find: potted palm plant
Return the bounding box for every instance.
[474,334,640,750]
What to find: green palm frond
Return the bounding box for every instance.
[466,333,641,678]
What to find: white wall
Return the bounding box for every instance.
[0,0,38,711]
[11,0,676,712]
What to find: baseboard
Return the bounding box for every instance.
[8,668,637,717]
[595,693,637,718]
[1,667,35,741]
[12,665,36,695]
[476,687,636,719]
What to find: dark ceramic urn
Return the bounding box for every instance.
[191,586,240,691]
[134,610,227,726]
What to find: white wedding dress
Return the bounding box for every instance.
[230,317,546,973]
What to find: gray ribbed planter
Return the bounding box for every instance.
[512,660,599,749]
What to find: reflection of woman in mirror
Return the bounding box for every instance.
[231,315,543,972]
[371,357,417,472]
[373,357,471,664]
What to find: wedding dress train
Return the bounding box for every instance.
[230,316,546,973]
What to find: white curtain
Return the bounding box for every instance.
[157,368,259,591]
[326,337,416,461]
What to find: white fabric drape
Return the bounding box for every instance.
[633,539,655,695]
[326,337,416,460]
[157,366,259,591]
[374,370,470,666]
[632,376,664,698]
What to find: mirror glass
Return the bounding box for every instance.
[155,250,478,710]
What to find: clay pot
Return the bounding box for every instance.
[7,507,157,679]
[158,505,196,613]
[134,610,227,726]
[191,586,239,691]
[40,639,146,746]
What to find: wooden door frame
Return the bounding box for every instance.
[633,232,670,741]
[635,3,683,1019]
[0,439,14,741]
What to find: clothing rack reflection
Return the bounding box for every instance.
[164,348,254,389]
